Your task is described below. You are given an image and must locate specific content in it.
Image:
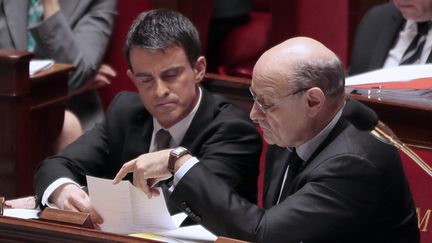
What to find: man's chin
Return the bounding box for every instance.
[154,112,183,128]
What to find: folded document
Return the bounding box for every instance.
[86,176,217,242]
[346,64,432,89]
[87,175,176,234]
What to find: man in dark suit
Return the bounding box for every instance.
[115,37,419,242]
[349,1,432,76]
[33,9,261,227]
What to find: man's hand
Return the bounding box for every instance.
[88,64,117,88]
[69,64,117,96]
[113,149,173,198]
[50,183,103,228]
[4,196,36,209]
[43,0,60,20]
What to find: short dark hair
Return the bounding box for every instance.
[290,58,345,100]
[124,9,201,69]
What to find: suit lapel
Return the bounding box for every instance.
[263,145,290,208]
[120,111,153,163]
[3,0,28,50]
[284,119,349,197]
[426,50,432,63]
[369,7,404,69]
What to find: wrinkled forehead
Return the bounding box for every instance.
[252,53,297,95]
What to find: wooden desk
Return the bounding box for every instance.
[203,73,432,149]
[0,50,73,198]
[0,215,155,242]
[347,93,432,149]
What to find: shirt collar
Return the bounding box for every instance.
[405,20,417,31]
[152,87,202,147]
[404,19,431,31]
[292,102,344,162]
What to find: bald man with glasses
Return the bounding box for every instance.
[114,37,419,243]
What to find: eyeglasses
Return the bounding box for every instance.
[249,86,310,113]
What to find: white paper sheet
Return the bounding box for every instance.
[154,213,217,242]
[346,64,432,86]
[86,175,177,234]
[29,59,54,75]
[3,208,40,219]
[153,224,217,242]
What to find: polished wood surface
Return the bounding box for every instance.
[348,93,432,148]
[203,73,432,149]
[0,216,156,242]
[0,50,73,198]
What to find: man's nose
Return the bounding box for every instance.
[154,79,169,97]
[250,102,264,122]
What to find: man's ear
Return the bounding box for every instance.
[305,87,325,117]
[193,56,206,83]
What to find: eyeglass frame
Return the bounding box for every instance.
[249,86,311,113]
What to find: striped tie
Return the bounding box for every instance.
[400,22,430,65]
[27,0,44,52]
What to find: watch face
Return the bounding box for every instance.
[172,147,187,155]
[169,147,189,174]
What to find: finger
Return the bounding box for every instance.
[89,209,104,225]
[113,160,136,184]
[93,223,101,230]
[135,176,152,199]
[69,193,104,225]
[148,178,160,188]
[62,200,80,212]
[150,188,161,197]
[69,193,91,213]
[93,75,111,86]
[99,64,117,77]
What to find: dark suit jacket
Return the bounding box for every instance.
[349,3,432,76]
[34,89,262,206]
[170,118,419,243]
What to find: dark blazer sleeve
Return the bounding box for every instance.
[33,92,141,205]
[169,123,418,243]
[348,3,404,76]
[180,90,262,203]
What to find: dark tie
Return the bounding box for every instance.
[277,148,304,203]
[400,22,430,65]
[155,129,172,151]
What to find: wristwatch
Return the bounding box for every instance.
[168,146,190,174]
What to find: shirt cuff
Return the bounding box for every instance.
[173,156,199,186]
[41,178,80,208]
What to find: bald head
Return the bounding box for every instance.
[249,37,345,147]
[253,37,345,103]
[264,37,338,62]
